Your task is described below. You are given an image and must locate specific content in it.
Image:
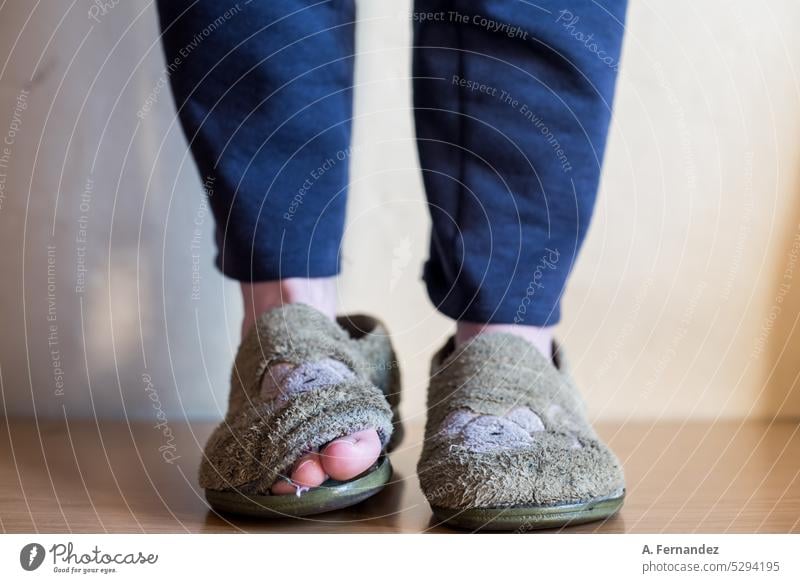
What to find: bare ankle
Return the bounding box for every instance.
[455,321,555,360]
[241,277,337,337]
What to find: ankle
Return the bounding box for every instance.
[241,277,337,337]
[455,321,555,361]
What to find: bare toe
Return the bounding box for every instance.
[320,429,381,481]
[270,452,327,495]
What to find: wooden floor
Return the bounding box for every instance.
[1,418,798,533]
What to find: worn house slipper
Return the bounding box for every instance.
[418,333,624,531]
[200,304,401,518]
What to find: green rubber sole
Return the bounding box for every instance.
[206,456,392,518]
[431,491,625,531]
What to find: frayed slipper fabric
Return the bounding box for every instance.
[418,334,624,531]
[201,304,401,518]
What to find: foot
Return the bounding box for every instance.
[418,332,625,527]
[241,278,337,339]
[455,321,555,360]
[262,359,382,494]
[270,430,382,494]
[237,279,382,496]
[199,302,397,507]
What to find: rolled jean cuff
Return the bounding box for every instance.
[214,235,342,282]
[423,251,565,327]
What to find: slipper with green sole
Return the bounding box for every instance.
[206,455,393,518]
[431,491,625,531]
[200,304,401,518]
[418,334,625,532]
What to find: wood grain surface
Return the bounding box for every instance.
[1,418,797,533]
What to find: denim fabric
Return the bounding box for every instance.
[157,0,627,325]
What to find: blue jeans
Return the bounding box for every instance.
[157,0,627,325]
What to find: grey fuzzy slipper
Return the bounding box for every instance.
[200,304,401,518]
[418,334,624,531]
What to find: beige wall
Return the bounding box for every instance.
[0,0,798,422]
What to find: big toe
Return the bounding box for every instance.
[320,429,381,481]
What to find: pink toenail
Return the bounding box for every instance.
[294,459,314,473]
[331,436,357,446]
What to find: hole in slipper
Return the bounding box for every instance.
[261,358,356,408]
